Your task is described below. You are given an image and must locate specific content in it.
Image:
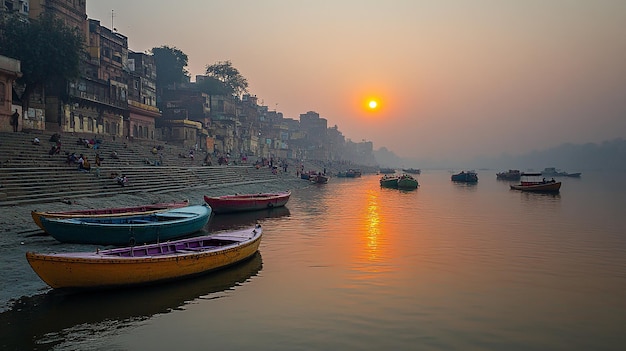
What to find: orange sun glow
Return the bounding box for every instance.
[368,100,378,109]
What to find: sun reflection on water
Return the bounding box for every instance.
[365,190,381,262]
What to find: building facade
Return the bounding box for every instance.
[127,51,160,140]
[0,55,22,132]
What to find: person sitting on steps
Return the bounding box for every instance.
[116,174,128,187]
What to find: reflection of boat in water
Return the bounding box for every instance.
[0,252,262,351]
[208,206,291,232]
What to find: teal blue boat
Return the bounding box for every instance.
[39,205,212,246]
[451,170,478,183]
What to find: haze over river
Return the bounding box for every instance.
[2,170,625,350]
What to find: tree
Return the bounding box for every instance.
[205,60,248,97]
[0,13,83,110]
[151,45,189,89]
[196,76,228,96]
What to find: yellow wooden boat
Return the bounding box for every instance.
[25,225,262,290]
[31,200,189,232]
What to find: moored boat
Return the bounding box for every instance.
[203,191,291,214]
[402,168,421,175]
[39,205,211,246]
[25,225,262,290]
[300,170,317,180]
[310,173,329,184]
[451,170,478,183]
[345,169,362,178]
[397,174,419,189]
[510,173,561,192]
[380,174,400,188]
[541,167,582,178]
[496,169,521,181]
[379,168,396,174]
[31,200,190,232]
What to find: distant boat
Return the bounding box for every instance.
[203,191,291,214]
[541,167,581,178]
[379,168,396,174]
[345,169,362,178]
[336,169,362,178]
[31,200,190,232]
[310,173,329,184]
[496,169,521,181]
[300,170,317,180]
[451,170,478,183]
[402,168,421,175]
[510,173,561,192]
[397,174,419,190]
[26,225,263,290]
[380,174,400,188]
[39,205,211,246]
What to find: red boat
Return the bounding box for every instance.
[31,200,190,232]
[204,191,291,214]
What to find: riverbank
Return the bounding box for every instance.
[0,176,306,312]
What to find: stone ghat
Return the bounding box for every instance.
[0,131,287,206]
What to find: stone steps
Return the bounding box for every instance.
[0,163,282,206]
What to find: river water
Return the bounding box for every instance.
[1,170,625,350]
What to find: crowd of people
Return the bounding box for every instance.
[23,132,308,190]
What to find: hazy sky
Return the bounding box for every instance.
[87,1,626,163]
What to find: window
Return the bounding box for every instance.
[0,83,5,105]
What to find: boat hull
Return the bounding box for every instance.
[310,174,329,184]
[31,200,190,232]
[451,172,478,183]
[510,182,561,192]
[204,191,291,214]
[380,176,399,188]
[397,176,418,189]
[496,170,521,181]
[26,226,262,289]
[39,205,211,246]
[345,169,362,178]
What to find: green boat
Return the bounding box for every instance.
[397,174,418,189]
[380,175,399,188]
[39,205,212,246]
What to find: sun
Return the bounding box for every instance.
[359,94,384,115]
